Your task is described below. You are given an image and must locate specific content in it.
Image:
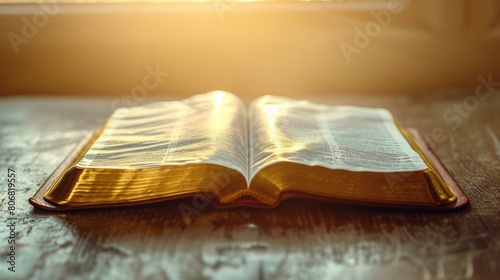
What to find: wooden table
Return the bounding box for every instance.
[1,91,499,280]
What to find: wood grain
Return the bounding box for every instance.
[0,91,499,280]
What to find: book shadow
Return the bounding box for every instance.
[30,197,469,244]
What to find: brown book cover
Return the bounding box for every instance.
[29,128,469,211]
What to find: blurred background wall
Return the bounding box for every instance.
[0,0,499,98]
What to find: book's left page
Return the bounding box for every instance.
[40,91,250,209]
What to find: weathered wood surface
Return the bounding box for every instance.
[0,91,499,280]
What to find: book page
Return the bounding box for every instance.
[249,96,428,180]
[77,91,249,179]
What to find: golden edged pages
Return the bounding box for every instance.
[29,91,468,211]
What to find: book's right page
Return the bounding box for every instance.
[248,96,459,208]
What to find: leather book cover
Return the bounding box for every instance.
[29,128,469,211]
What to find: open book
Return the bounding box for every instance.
[30,91,468,211]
